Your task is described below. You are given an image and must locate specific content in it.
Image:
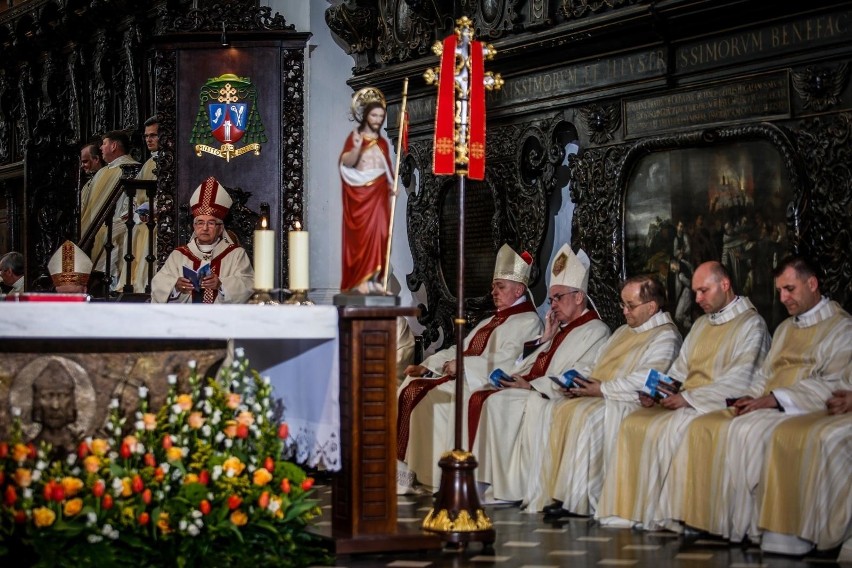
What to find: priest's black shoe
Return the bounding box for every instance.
[542,501,564,515]
[543,507,574,522]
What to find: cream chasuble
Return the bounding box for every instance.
[595,297,769,528]
[661,300,851,540]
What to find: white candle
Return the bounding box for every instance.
[253,221,274,290]
[288,224,309,291]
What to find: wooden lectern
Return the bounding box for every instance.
[332,306,442,554]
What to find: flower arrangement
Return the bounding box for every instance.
[0,351,332,567]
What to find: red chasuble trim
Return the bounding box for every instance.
[467,310,601,448]
[396,300,538,460]
[176,243,239,303]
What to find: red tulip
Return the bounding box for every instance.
[51,485,65,502]
[42,481,55,501]
[27,444,37,460]
[13,509,26,524]
[227,494,242,510]
[102,494,114,509]
[162,435,173,450]
[277,423,289,439]
[264,457,275,472]
[301,477,314,491]
[236,424,249,439]
[144,453,156,468]
[199,499,211,515]
[0,441,8,458]
[120,442,132,459]
[280,478,291,494]
[142,488,152,505]
[154,467,165,482]
[4,485,17,506]
[0,471,5,485]
[258,491,270,509]
[138,512,150,526]
[198,470,210,485]
[132,475,144,494]
[92,479,105,498]
[77,441,89,459]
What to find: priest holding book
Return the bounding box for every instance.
[537,274,682,516]
[150,177,253,304]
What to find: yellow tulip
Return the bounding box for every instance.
[230,509,248,526]
[64,498,83,517]
[176,394,193,411]
[83,455,101,474]
[252,468,273,486]
[166,447,184,462]
[13,468,32,488]
[222,456,245,477]
[61,477,84,497]
[90,439,109,456]
[33,507,56,528]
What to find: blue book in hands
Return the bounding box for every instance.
[640,369,682,401]
[183,264,211,291]
[549,369,584,389]
[489,368,516,389]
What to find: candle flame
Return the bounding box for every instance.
[294,221,301,231]
[261,216,268,229]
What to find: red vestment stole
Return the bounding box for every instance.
[176,243,238,304]
[396,301,538,461]
[467,310,600,448]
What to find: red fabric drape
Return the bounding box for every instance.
[467,40,486,180]
[339,134,392,291]
[433,35,457,176]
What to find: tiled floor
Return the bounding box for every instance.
[310,485,846,568]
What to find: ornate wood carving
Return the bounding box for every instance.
[560,0,647,20]
[326,1,380,73]
[467,0,521,39]
[579,103,621,145]
[280,47,307,287]
[154,48,178,268]
[793,112,852,309]
[160,0,294,33]
[791,62,849,112]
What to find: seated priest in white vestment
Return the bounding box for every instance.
[536,274,682,516]
[656,256,852,540]
[151,177,254,304]
[48,241,93,294]
[758,390,852,559]
[470,244,610,503]
[595,261,770,529]
[397,244,542,492]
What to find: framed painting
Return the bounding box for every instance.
[624,139,794,333]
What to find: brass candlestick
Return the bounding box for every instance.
[284,289,313,305]
[247,289,279,305]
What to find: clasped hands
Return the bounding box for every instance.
[175,273,221,294]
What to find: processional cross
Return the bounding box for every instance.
[421,16,502,549]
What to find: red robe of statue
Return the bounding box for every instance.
[339,131,392,291]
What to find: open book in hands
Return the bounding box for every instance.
[489,368,517,389]
[639,368,682,402]
[183,264,211,291]
[549,369,584,389]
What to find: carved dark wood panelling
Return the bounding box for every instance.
[793,112,852,310]
[281,47,307,287]
[376,0,443,65]
[791,63,850,113]
[154,49,178,268]
[326,1,379,73]
[160,1,294,33]
[560,0,647,20]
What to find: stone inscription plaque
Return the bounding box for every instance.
[623,71,790,138]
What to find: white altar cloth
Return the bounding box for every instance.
[0,304,341,470]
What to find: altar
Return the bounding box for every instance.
[0,303,341,470]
